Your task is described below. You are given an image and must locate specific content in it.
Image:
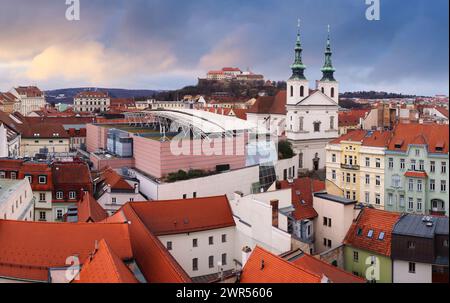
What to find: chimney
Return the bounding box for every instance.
[241,246,252,268]
[270,199,279,228]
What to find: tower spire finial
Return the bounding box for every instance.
[289,18,306,80]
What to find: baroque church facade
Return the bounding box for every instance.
[285,25,340,171]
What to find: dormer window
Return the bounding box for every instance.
[394,140,403,148]
[38,176,47,184]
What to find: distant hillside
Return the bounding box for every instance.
[45,87,160,104]
[340,91,424,99]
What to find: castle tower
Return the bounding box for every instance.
[287,19,309,105]
[317,25,339,104]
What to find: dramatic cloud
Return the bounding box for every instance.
[0,0,448,95]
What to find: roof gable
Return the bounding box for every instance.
[295,91,338,107]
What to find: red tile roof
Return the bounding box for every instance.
[121,205,192,283]
[15,86,43,97]
[247,90,286,115]
[0,159,24,171]
[279,178,325,220]
[330,129,391,147]
[290,253,366,283]
[338,109,370,127]
[52,161,92,185]
[436,107,449,118]
[240,246,322,283]
[344,208,401,257]
[0,220,132,281]
[21,123,69,139]
[127,195,235,236]
[18,163,53,192]
[73,239,138,283]
[97,167,134,191]
[388,123,449,153]
[77,192,109,223]
[404,171,428,178]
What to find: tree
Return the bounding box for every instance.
[278,140,294,160]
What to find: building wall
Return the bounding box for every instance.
[33,190,53,222]
[86,124,108,153]
[344,246,392,283]
[158,226,236,278]
[89,154,135,171]
[313,196,356,254]
[97,191,146,215]
[132,165,260,201]
[385,145,449,215]
[0,179,34,221]
[21,138,70,157]
[393,260,432,283]
[74,97,110,112]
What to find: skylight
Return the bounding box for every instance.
[378,232,385,240]
[357,228,363,236]
[367,229,374,238]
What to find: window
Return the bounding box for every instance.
[323,238,327,246]
[222,253,227,265]
[408,198,414,210]
[209,256,214,268]
[192,258,198,271]
[209,236,214,245]
[400,158,405,170]
[290,86,293,97]
[417,198,423,211]
[391,175,401,188]
[409,262,416,274]
[408,241,416,249]
[129,198,134,202]
[365,192,370,204]
[39,212,46,221]
[441,180,447,192]
[323,217,328,226]
[332,154,336,163]
[430,179,435,191]
[346,191,351,199]
[166,241,172,251]
[331,87,335,98]
[352,191,356,201]
[313,121,321,132]
[399,195,405,207]
[183,194,187,199]
[417,180,423,192]
[346,173,351,183]
[353,251,359,262]
[441,162,447,174]
[410,160,416,171]
[419,160,424,171]
[353,174,356,184]
[39,193,46,202]
[375,194,381,205]
[329,116,335,130]
[38,176,47,184]
[193,192,197,198]
[299,117,304,131]
[365,157,370,167]
[56,191,63,200]
[375,175,381,186]
[415,149,420,156]
[365,174,370,185]
[378,232,385,240]
[408,179,414,191]
[331,170,336,180]
[430,161,435,173]
[26,175,33,183]
[11,172,17,179]
[388,158,394,169]
[56,209,63,220]
[375,158,381,168]
[327,239,332,248]
[300,85,304,97]
[388,193,393,206]
[111,197,117,204]
[193,238,198,247]
[357,227,363,236]
[221,234,227,243]
[367,230,374,238]
[69,191,76,200]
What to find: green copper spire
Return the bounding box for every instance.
[290,19,307,80]
[321,25,336,81]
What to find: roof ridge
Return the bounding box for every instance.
[300,253,366,281]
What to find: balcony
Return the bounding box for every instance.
[341,163,360,170]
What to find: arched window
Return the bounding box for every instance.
[331,87,335,98]
[290,86,294,97]
[300,86,304,97]
[321,87,325,94]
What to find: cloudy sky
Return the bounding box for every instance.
[0,0,448,95]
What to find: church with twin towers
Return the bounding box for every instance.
[285,22,340,172]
